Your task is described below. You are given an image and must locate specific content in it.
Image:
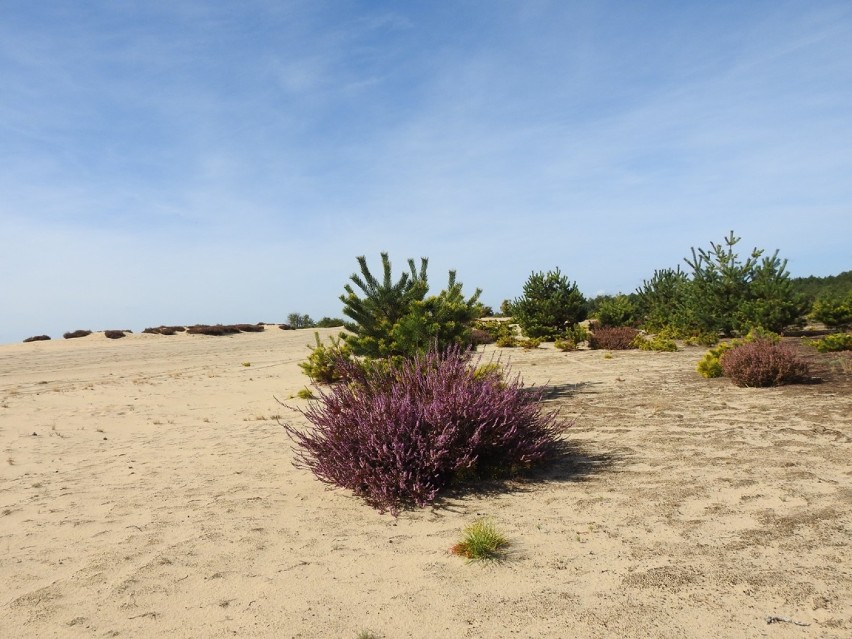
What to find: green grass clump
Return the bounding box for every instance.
[451,519,509,562]
[807,333,852,352]
[296,388,315,400]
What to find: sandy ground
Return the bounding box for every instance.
[1,327,850,638]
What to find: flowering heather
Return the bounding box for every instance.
[588,326,640,350]
[283,347,566,514]
[720,339,810,387]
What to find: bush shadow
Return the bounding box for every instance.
[427,440,624,515]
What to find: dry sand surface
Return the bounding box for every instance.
[1,327,850,638]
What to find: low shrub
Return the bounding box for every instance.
[283,347,565,514]
[315,317,345,328]
[808,333,852,352]
[299,332,353,384]
[63,330,92,339]
[495,335,518,348]
[520,337,541,349]
[469,328,495,345]
[23,335,51,343]
[143,325,185,335]
[450,518,509,561]
[588,326,639,350]
[104,330,127,339]
[563,323,590,344]
[720,339,810,387]
[186,324,241,336]
[279,324,294,331]
[233,323,265,333]
[554,338,577,352]
[633,334,678,352]
[697,341,734,378]
[696,328,781,378]
[684,332,720,347]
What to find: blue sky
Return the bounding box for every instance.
[1,1,850,343]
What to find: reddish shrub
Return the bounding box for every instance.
[186,324,241,336]
[720,339,810,387]
[588,326,639,350]
[469,328,495,345]
[143,326,185,335]
[234,323,265,332]
[63,330,92,339]
[23,335,51,342]
[104,330,127,339]
[283,347,566,514]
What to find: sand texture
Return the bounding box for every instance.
[1,328,851,638]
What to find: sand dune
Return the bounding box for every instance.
[1,328,850,638]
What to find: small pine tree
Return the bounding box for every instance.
[685,231,805,336]
[511,268,587,340]
[340,253,482,359]
[635,267,692,334]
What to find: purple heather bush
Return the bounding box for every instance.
[588,326,639,350]
[283,347,566,514]
[720,339,810,387]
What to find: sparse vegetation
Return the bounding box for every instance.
[104,330,127,339]
[23,335,51,343]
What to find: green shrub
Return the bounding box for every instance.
[496,335,519,348]
[340,253,481,359]
[697,341,736,378]
[683,332,720,347]
[593,294,637,327]
[563,323,589,344]
[299,332,352,384]
[633,334,678,352]
[315,317,346,328]
[520,337,541,349]
[810,294,852,329]
[554,338,577,352]
[808,333,852,352]
[511,268,587,340]
[287,313,315,329]
[450,519,509,562]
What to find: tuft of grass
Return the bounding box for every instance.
[355,631,380,639]
[450,518,509,562]
[241,362,252,367]
[296,388,315,400]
